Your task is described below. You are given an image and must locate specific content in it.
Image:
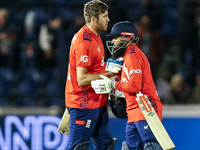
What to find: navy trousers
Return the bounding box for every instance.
[67,105,112,150]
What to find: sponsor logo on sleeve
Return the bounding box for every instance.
[129,69,142,76]
[121,77,128,83]
[80,55,88,62]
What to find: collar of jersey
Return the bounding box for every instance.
[84,24,100,37]
[125,44,137,55]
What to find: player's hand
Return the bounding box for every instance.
[114,89,125,98]
[91,75,116,94]
[106,58,123,73]
[100,75,116,89]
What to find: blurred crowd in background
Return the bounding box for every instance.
[0,0,200,107]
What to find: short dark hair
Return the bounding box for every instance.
[84,0,108,23]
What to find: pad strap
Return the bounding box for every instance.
[144,142,163,150]
[121,141,130,150]
[73,141,91,150]
[106,138,118,150]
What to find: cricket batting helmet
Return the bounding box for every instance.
[106,21,138,37]
[108,93,127,119]
[106,21,139,59]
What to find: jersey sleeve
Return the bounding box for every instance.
[115,53,143,93]
[75,41,94,69]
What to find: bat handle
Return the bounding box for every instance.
[136,91,143,97]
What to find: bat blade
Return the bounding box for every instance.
[57,108,70,135]
[136,93,175,150]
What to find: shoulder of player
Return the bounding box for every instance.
[73,28,100,54]
[74,31,94,47]
[72,39,98,57]
[125,45,141,58]
[77,26,98,43]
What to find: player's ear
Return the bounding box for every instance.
[91,16,97,24]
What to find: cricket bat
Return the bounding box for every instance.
[136,92,175,150]
[57,108,70,135]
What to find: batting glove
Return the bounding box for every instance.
[91,75,116,94]
[106,58,123,73]
[114,89,125,98]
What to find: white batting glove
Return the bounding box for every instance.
[114,89,125,98]
[91,75,116,94]
[100,75,116,89]
[91,79,111,94]
[106,58,123,73]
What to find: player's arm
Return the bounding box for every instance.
[77,67,116,87]
[115,54,142,93]
[90,54,142,94]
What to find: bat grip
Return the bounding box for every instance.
[136,91,143,97]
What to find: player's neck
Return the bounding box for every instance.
[86,23,99,36]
